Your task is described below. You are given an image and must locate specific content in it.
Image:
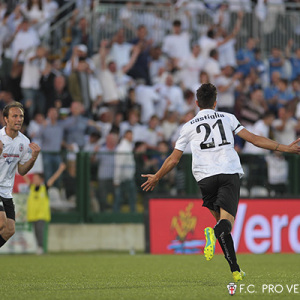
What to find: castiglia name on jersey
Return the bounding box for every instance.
[190,112,225,124]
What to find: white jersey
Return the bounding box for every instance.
[0,127,32,198]
[175,109,244,182]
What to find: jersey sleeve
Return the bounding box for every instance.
[230,114,244,135]
[19,143,32,165]
[174,125,188,152]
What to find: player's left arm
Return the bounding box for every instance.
[18,143,41,176]
[237,128,300,154]
[141,149,183,192]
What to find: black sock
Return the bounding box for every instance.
[214,219,240,273]
[218,234,240,272]
[0,234,7,248]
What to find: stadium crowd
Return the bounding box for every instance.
[0,0,300,211]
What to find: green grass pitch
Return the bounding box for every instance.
[1,253,300,300]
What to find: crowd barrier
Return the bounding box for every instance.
[3,150,300,254]
[10,151,300,225]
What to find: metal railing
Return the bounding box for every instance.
[40,1,300,59]
[91,2,300,54]
[16,151,299,223]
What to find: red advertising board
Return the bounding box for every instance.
[147,198,300,254]
[13,174,33,193]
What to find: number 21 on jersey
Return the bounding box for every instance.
[196,119,230,149]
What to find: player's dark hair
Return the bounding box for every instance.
[3,101,24,119]
[196,83,217,109]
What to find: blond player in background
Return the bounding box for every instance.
[0,101,40,249]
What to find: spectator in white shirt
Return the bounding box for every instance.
[215,66,242,114]
[266,151,289,196]
[20,45,47,119]
[27,112,45,146]
[109,28,133,71]
[192,70,210,95]
[0,12,12,68]
[43,0,58,22]
[242,110,273,191]
[21,0,48,37]
[243,111,275,154]
[179,43,206,91]
[272,106,300,145]
[149,45,168,85]
[135,82,161,124]
[99,39,141,109]
[113,130,137,212]
[119,109,145,142]
[161,111,179,143]
[217,27,238,68]
[203,49,221,84]
[156,73,186,117]
[144,115,164,150]
[170,110,195,151]
[26,112,45,173]
[162,19,191,66]
[11,18,40,62]
[198,11,243,61]
[21,0,45,25]
[228,0,252,12]
[7,5,24,33]
[181,89,199,115]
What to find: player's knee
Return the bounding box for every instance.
[3,224,15,239]
[214,219,232,238]
[0,217,6,232]
[7,227,15,238]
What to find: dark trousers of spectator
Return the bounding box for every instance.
[113,179,137,213]
[242,155,268,191]
[98,178,114,211]
[33,220,46,249]
[42,153,62,186]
